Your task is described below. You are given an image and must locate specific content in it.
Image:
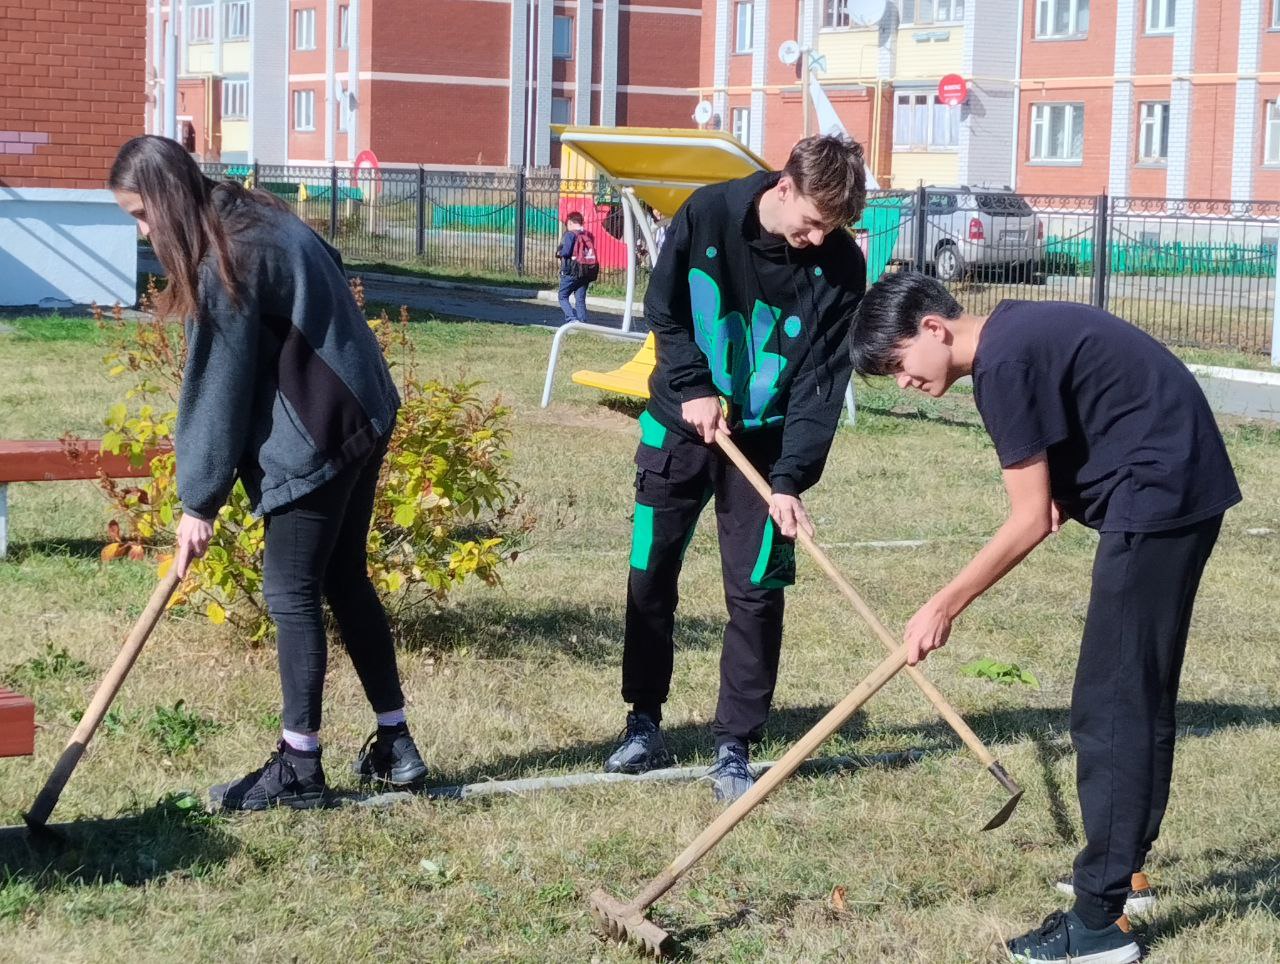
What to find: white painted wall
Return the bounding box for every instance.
[0,189,138,308]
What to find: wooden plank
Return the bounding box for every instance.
[0,686,36,758]
[0,440,171,484]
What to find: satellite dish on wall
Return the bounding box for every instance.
[847,0,887,27]
[778,40,802,66]
[693,100,714,125]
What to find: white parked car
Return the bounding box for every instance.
[889,187,1044,282]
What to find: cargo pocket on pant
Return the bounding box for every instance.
[631,443,672,571]
[750,517,796,589]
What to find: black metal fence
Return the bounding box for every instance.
[859,186,1279,355]
[199,162,643,291]
[201,162,1277,355]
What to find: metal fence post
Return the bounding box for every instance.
[415,166,426,260]
[328,165,340,241]
[514,167,528,277]
[1092,192,1109,309]
[913,183,928,272]
[252,160,260,188]
[1271,234,1280,367]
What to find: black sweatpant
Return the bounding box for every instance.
[623,412,795,746]
[1070,515,1223,929]
[261,433,405,733]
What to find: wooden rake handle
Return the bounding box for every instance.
[630,644,910,911]
[26,568,182,828]
[714,430,1000,772]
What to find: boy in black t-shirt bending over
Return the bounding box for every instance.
[849,273,1240,964]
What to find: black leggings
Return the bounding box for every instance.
[262,436,404,732]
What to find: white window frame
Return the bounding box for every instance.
[823,0,849,28]
[222,78,249,120]
[553,15,574,60]
[731,107,751,145]
[1035,0,1088,39]
[1273,0,1280,30]
[900,0,965,26]
[1138,101,1169,163]
[189,1,214,43]
[294,8,317,51]
[734,2,754,53]
[1030,102,1085,163]
[338,4,350,48]
[1145,0,1175,34]
[224,1,250,40]
[1265,101,1280,165]
[892,91,959,151]
[293,89,316,131]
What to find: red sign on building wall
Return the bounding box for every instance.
[937,74,969,107]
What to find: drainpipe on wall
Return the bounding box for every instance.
[1008,0,1024,190]
[348,0,360,162]
[325,0,336,164]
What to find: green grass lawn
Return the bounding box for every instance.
[0,314,1277,961]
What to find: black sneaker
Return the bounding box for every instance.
[1007,910,1140,964]
[603,712,673,774]
[1054,872,1158,917]
[209,741,328,812]
[705,741,755,803]
[352,724,429,787]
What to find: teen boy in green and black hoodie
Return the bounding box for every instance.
[604,135,868,802]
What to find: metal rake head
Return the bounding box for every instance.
[980,762,1025,832]
[590,888,671,958]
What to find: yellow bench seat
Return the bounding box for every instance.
[570,332,656,400]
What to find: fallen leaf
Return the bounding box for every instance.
[830,885,847,913]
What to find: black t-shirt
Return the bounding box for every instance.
[972,300,1241,532]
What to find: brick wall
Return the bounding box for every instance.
[0,0,145,189]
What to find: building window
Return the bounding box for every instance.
[224,1,250,40]
[1138,102,1169,162]
[1146,0,1175,34]
[1035,0,1088,38]
[1265,102,1280,165]
[189,1,214,43]
[338,4,350,48]
[222,78,249,119]
[824,0,849,28]
[294,89,315,131]
[735,2,754,53]
[552,16,574,60]
[893,92,959,150]
[731,107,751,144]
[551,96,573,126]
[1273,0,1280,29]
[294,8,317,50]
[1030,103,1085,162]
[901,0,965,25]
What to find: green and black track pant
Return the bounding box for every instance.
[623,410,796,747]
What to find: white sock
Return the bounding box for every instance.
[282,729,320,752]
[376,708,407,728]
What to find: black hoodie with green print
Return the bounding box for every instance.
[642,170,865,496]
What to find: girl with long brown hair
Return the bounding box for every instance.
[110,135,427,810]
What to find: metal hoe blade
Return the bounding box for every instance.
[590,888,672,958]
[981,762,1024,832]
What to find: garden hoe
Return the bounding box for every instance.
[24,568,181,834]
[715,431,1023,832]
[590,643,910,956]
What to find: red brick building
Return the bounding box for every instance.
[150,0,703,170]
[0,0,146,189]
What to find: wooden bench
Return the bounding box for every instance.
[0,439,171,559]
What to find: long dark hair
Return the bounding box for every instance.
[108,135,285,320]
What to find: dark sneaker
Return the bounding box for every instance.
[1054,872,1157,917]
[209,742,328,812]
[604,712,673,774]
[1007,910,1140,964]
[705,741,755,803]
[352,724,429,787]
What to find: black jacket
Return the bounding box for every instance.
[643,171,864,495]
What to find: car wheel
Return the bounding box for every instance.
[935,244,965,282]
